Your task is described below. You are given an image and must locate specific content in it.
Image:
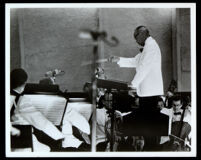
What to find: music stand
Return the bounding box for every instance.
[79,30,119,152]
[23,83,69,129]
[97,78,129,151]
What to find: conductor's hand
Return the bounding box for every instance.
[128,84,136,90]
[107,56,120,63]
[128,84,137,97]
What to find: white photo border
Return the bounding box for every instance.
[5,3,196,157]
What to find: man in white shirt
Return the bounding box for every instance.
[160,95,191,151]
[10,68,90,152]
[109,26,163,98]
[10,68,54,152]
[108,26,163,114]
[108,26,165,151]
[161,95,191,127]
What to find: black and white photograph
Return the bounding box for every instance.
[5,3,196,157]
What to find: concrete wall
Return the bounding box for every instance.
[101,8,173,92]
[11,8,98,92]
[177,8,191,91]
[10,9,21,71]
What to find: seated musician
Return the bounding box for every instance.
[95,67,107,101]
[164,80,177,108]
[84,67,110,151]
[84,67,138,151]
[156,97,166,111]
[96,93,135,151]
[10,68,54,152]
[160,95,191,151]
[96,95,111,151]
[10,68,90,152]
[84,67,127,151]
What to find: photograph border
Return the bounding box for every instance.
[5,3,196,157]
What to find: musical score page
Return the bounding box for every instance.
[67,98,93,121]
[18,95,67,125]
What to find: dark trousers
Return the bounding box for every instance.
[138,96,159,113]
[121,96,162,151]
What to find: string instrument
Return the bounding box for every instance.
[170,106,191,151]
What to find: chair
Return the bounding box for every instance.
[11,125,33,152]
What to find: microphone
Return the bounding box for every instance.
[45,69,65,77]
[79,29,119,47]
[79,29,107,40]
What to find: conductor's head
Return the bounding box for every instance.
[134,26,150,46]
[10,68,28,93]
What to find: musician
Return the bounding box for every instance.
[161,95,191,126]
[108,25,163,107]
[160,95,191,151]
[10,68,53,151]
[93,67,110,151]
[164,80,177,108]
[156,97,165,111]
[108,26,164,151]
[10,68,90,151]
[108,25,163,97]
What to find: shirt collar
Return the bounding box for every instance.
[173,108,183,113]
[145,36,153,46]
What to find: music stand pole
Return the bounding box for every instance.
[84,31,118,152]
[91,43,98,152]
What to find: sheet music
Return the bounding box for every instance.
[67,98,93,121]
[19,95,67,125]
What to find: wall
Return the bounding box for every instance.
[11,8,176,92]
[176,8,191,92]
[10,9,21,71]
[12,8,98,92]
[100,8,173,92]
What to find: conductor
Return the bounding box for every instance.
[108,26,165,151]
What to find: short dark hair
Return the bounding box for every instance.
[172,95,183,104]
[134,26,150,38]
[10,68,28,89]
